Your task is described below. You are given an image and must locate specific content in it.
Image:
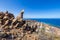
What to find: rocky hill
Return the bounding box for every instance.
[0,10,60,40]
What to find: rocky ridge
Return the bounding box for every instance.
[0,10,60,40]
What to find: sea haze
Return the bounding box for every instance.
[24,18,60,28]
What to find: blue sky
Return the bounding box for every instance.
[0,0,60,18]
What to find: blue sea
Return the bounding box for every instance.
[24,18,60,28]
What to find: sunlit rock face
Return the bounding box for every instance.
[16,9,24,22]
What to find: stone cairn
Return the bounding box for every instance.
[0,10,38,40]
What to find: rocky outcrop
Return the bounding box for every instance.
[0,10,38,40]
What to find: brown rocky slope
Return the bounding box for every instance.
[0,10,60,40]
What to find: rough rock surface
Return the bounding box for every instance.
[0,10,60,40]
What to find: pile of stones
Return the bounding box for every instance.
[0,10,38,40]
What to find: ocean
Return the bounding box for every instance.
[24,18,60,28]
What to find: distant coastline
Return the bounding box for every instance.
[24,18,60,28]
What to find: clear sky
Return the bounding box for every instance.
[0,0,60,18]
